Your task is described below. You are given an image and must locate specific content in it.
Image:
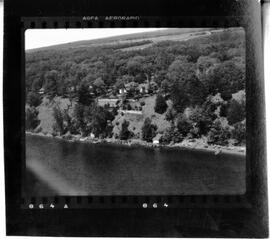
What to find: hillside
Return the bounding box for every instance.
[25,27,246,147]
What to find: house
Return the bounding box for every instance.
[68,86,77,93]
[119,88,127,94]
[125,82,138,91]
[139,83,149,94]
[97,98,119,108]
[38,87,45,95]
[119,110,143,115]
[152,134,162,145]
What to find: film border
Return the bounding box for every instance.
[4,0,267,237]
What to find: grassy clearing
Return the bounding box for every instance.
[33,94,171,139]
[35,97,73,134]
[112,95,170,138]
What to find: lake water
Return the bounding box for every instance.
[24,135,246,196]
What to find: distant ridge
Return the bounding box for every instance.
[26,28,211,53]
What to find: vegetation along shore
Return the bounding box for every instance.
[26,131,245,156]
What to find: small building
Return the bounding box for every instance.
[152,134,162,145]
[38,87,45,95]
[119,88,127,94]
[68,86,76,93]
[139,84,149,94]
[97,98,119,108]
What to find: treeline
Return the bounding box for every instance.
[25,28,245,97]
[103,40,152,50]
[25,28,246,146]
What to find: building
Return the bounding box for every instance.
[152,134,162,145]
[38,87,44,95]
[139,83,149,94]
[119,88,127,94]
[97,98,119,108]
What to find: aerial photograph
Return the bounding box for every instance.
[24,28,246,196]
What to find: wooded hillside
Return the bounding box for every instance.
[25,28,246,146]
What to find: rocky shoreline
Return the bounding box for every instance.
[26,131,246,156]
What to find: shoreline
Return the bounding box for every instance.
[26,131,246,156]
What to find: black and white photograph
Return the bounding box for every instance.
[23,27,246,197]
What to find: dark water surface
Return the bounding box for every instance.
[24,135,245,196]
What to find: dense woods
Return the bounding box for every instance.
[25,28,246,147]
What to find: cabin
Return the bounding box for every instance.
[97,98,119,108]
[38,87,45,95]
[68,86,79,93]
[152,134,162,145]
[119,110,143,115]
[119,88,127,94]
[139,84,149,94]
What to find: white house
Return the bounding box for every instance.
[119,88,127,94]
[152,134,162,145]
[97,98,119,108]
[38,87,45,95]
[139,83,150,94]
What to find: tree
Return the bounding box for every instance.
[93,77,105,95]
[207,119,231,146]
[196,56,219,76]
[127,55,153,83]
[201,95,219,121]
[167,58,193,82]
[52,105,65,135]
[165,107,177,122]
[167,60,205,112]
[44,70,59,98]
[206,60,245,100]
[127,104,132,110]
[25,106,40,130]
[27,91,42,107]
[227,98,245,125]
[154,51,175,71]
[231,120,246,145]
[74,103,88,135]
[141,118,157,142]
[89,105,114,138]
[77,81,93,106]
[31,78,43,92]
[161,125,184,144]
[154,94,168,114]
[74,103,112,137]
[176,113,193,137]
[62,108,78,134]
[188,106,212,137]
[161,79,170,94]
[127,56,145,76]
[152,70,165,86]
[119,120,132,140]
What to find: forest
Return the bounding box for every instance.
[25,28,246,147]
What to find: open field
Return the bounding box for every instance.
[26,28,212,52]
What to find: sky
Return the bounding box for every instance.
[25,28,165,50]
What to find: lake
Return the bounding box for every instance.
[24,135,246,196]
